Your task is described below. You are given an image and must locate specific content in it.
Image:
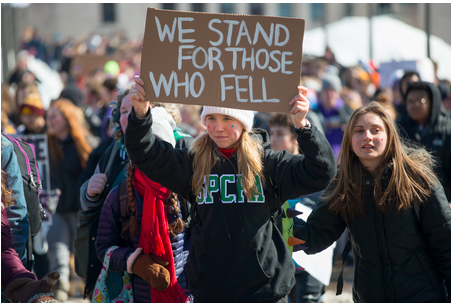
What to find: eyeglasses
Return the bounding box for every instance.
[407,98,428,106]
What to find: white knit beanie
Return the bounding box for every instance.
[200,106,255,131]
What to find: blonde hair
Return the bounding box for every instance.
[47,99,92,168]
[324,101,439,220]
[189,130,265,200]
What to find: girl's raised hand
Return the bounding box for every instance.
[289,86,310,128]
[129,76,150,119]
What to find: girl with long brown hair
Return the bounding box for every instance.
[95,107,191,303]
[124,76,337,302]
[45,98,93,301]
[294,101,451,302]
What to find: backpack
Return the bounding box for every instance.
[2,134,45,270]
[74,177,130,280]
[74,142,121,281]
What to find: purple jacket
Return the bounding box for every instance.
[95,185,190,302]
[1,205,36,288]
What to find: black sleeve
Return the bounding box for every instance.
[124,107,194,200]
[420,183,451,300]
[293,191,347,254]
[265,125,337,203]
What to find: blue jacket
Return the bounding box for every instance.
[1,135,30,266]
[95,185,190,302]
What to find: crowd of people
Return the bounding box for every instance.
[1,26,451,303]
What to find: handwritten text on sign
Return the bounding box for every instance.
[140,8,305,113]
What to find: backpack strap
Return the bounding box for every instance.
[104,141,121,177]
[336,235,352,296]
[265,176,281,225]
[118,179,131,244]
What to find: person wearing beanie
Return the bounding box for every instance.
[95,105,191,302]
[124,76,336,302]
[16,92,46,135]
[59,81,83,108]
[314,73,353,157]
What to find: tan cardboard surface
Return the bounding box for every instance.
[70,54,111,77]
[141,8,305,113]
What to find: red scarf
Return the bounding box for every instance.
[133,169,189,303]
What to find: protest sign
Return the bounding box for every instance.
[141,8,305,113]
[15,134,60,215]
[16,134,50,194]
[379,60,417,88]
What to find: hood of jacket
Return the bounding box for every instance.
[403,81,443,127]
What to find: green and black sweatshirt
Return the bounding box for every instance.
[125,107,336,303]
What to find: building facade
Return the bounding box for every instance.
[6,3,451,45]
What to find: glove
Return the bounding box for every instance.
[5,271,59,303]
[132,253,170,291]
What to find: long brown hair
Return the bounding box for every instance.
[1,170,15,208]
[46,99,92,168]
[324,101,439,221]
[189,129,265,200]
[122,163,184,238]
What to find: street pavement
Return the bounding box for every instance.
[64,260,354,303]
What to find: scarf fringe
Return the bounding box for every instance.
[150,283,190,303]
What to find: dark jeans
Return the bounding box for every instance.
[289,270,324,303]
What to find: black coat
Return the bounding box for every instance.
[397,82,451,201]
[49,136,83,213]
[125,107,337,302]
[295,164,451,302]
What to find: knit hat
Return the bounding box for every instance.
[321,73,342,93]
[151,107,176,148]
[19,92,45,117]
[59,83,83,107]
[200,106,255,131]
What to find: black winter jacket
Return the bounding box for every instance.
[125,107,337,302]
[295,161,451,302]
[397,82,451,201]
[49,136,83,213]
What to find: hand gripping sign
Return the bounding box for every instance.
[140,8,305,113]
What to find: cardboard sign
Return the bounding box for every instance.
[15,134,50,194]
[141,8,305,113]
[70,54,111,77]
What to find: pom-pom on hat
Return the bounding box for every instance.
[19,92,45,117]
[200,106,255,131]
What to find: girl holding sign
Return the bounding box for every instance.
[125,76,336,302]
[293,102,451,302]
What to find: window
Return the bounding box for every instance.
[221,3,234,14]
[346,3,354,16]
[162,3,175,10]
[279,3,292,17]
[311,3,324,20]
[250,3,263,15]
[192,3,204,12]
[103,3,116,22]
[377,3,393,15]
